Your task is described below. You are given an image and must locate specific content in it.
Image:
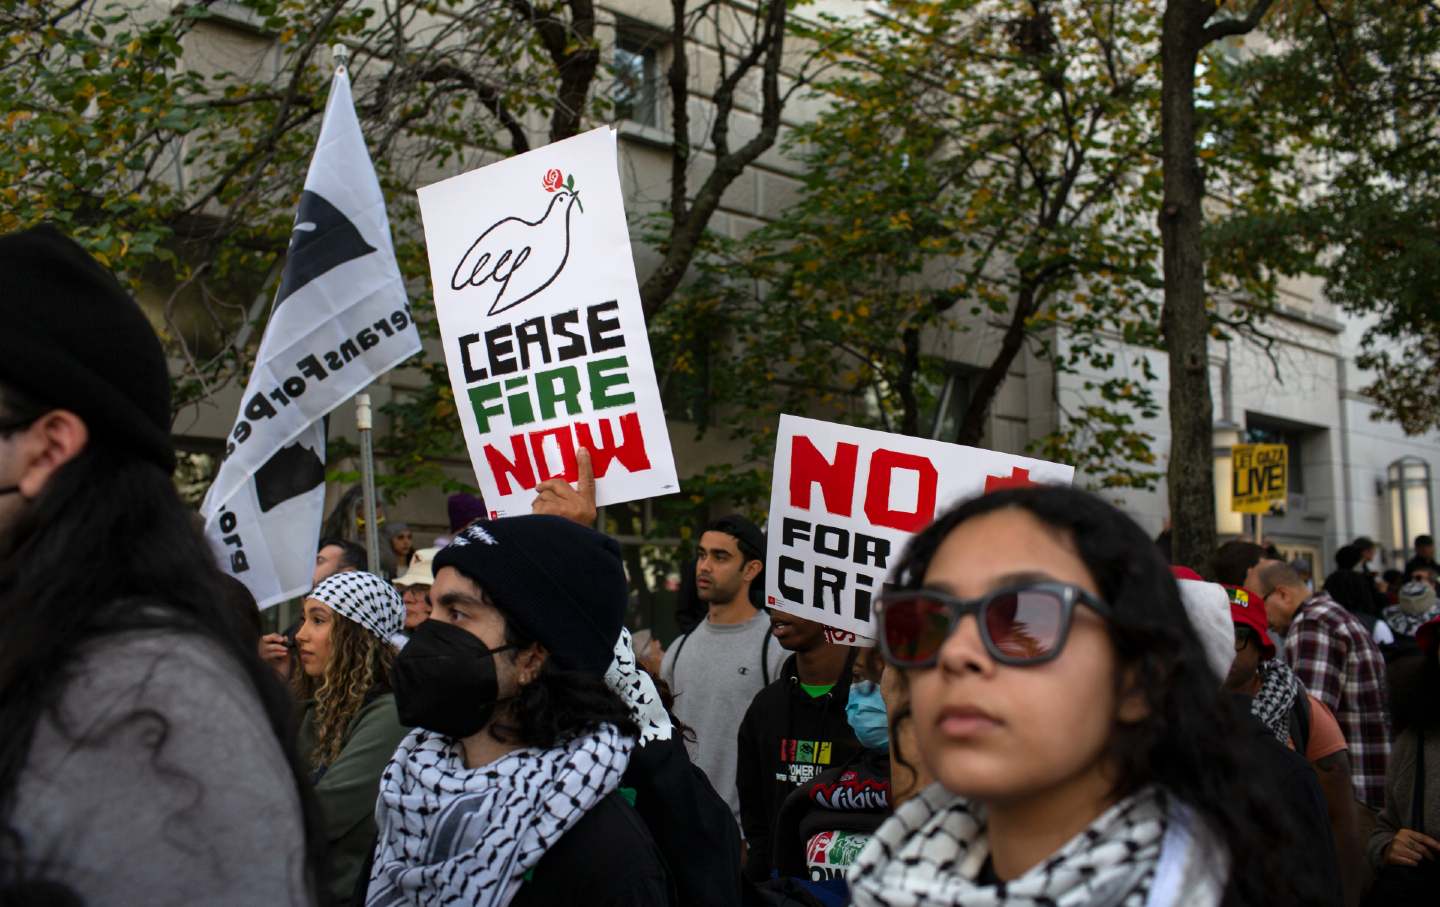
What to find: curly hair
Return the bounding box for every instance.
[293,613,395,768]
[884,486,1333,906]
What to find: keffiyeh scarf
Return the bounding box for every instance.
[1383,603,1440,638]
[367,723,633,906]
[847,784,1168,907]
[310,570,407,649]
[1250,658,1302,744]
[366,628,669,906]
[606,627,673,744]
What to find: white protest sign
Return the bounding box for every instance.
[417,127,678,516]
[766,414,1075,639]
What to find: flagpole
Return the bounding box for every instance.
[356,392,381,573]
[324,41,383,576]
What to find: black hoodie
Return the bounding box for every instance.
[737,653,862,883]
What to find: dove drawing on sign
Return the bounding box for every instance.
[450,168,585,317]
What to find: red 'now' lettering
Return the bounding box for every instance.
[483,411,652,495]
[787,434,938,532]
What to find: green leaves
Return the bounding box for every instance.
[665,0,1169,488]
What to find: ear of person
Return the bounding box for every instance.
[12,410,88,497]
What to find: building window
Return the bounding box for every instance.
[926,369,974,443]
[1387,457,1433,565]
[612,31,660,127]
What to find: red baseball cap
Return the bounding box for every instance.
[1418,616,1440,657]
[1225,585,1275,658]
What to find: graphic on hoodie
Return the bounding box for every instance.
[806,829,870,880]
[777,738,834,785]
[810,770,888,811]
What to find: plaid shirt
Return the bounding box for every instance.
[1283,592,1391,809]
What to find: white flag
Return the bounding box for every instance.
[201,67,420,608]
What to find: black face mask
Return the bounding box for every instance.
[393,619,516,738]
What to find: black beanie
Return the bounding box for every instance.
[433,515,627,675]
[0,225,175,472]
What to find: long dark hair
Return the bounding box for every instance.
[491,621,639,749]
[0,388,324,897]
[886,486,1329,906]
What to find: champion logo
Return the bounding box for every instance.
[738,666,750,675]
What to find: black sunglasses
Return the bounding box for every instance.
[875,581,1113,669]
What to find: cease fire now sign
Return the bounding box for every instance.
[1231,443,1288,514]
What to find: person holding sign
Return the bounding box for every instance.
[369,517,671,907]
[660,516,787,834]
[848,486,1337,907]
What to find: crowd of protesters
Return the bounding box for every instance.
[3,224,1439,907]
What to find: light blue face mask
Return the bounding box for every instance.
[845,680,889,752]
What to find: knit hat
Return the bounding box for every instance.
[0,225,175,472]
[447,492,488,532]
[1170,566,1237,680]
[1397,580,1437,617]
[1224,585,1276,659]
[433,515,626,675]
[309,570,406,648]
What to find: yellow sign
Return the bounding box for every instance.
[1232,443,1288,514]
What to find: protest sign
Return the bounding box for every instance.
[766,414,1075,639]
[417,127,678,516]
[1231,443,1288,513]
[201,66,419,608]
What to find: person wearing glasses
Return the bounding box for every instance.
[848,485,1337,907]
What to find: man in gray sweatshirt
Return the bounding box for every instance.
[661,515,786,834]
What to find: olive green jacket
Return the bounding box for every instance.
[300,692,408,904]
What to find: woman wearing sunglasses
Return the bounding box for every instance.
[848,486,1333,906]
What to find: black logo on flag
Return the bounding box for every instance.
[254,442,325,512]
[275,190,376,305]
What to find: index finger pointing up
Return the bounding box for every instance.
[576,446,595,498]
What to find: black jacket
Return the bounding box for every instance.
[737,654,862,883]
[1230,695,1344,907]
[624,732,744,907]
[772,746,890,881]
[512,790,671,907]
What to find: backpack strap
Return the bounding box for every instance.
[670,630,693,679]
[1288,693,1312,757]
[1414,731,1427,834]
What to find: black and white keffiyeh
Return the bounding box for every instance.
[367,723,633,907]
[310,570,407,649]
[1250,658,1302,744]
[1383,601,1440,638]
[606,627,672,744]
[847,784,1170,907]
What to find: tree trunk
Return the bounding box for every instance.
[955,284,1038,447]
[1159,0,1216,571]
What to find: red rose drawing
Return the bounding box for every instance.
[542,168,564,192]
